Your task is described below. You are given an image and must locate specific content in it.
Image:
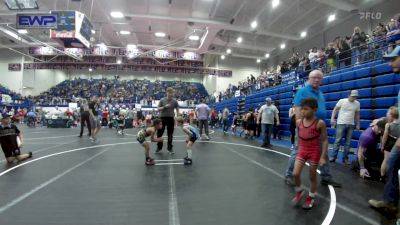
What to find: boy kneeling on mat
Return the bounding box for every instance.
[292,98,328,210]
[176,116,200,165]
[137,119,163,166]
[0,113,32,164]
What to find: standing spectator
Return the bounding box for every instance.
[250,74,256,84]
[246,108,256,139]
[78,99,91,137]
[369,46,400,216]
[257,97,280,148]
[351,26,368,64]
[380,106,399,179]
[325,42,337,72]
[101,108,109,128]
[195,98,210,140]
[210,108,218,128]
[156,87,180,153]
[89,96,101,142]
[273,100,282,140]
[338,39,352,68]
[330,90,361,163]
[289,103,296,149]
[386,18,400,53]
[285,70,341,187]
[309,47,320,70]
[222,107,230,135]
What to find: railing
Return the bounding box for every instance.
[213,36,399,104]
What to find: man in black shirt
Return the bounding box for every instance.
[0,113,32,163]
[89,96,101,142]
[78,99,91,137]
[156,87,179,153]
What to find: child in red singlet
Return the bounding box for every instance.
[292,98,328,209]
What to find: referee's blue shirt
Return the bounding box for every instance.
[293,84,326,120]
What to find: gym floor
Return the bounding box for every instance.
[0,126,395,225]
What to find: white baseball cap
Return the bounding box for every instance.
[350,90,359,97]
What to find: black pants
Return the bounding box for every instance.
[199,119,209,136]
[290,121,296,145]
[157,117,175,150]
[80,115,91,136]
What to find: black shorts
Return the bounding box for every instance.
[189,133,198,143]
[247,123,256,131]
[242,122,247,129]
[2,147,21,158]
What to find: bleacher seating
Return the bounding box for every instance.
[213,59,400,150]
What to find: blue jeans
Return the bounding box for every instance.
[223,119,229,132]
[383,146,400,206]
[286,135,332,182]
[331,124,354,161]
[262,124,273,145]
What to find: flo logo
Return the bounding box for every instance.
[359,11,382,20]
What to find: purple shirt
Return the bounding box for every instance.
[358,127,379,148]
[195,103,210,120]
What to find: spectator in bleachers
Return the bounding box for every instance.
[357,118,387,179]
[196,98,210,140]
[325,42,337,73]
[351,26,368,64]
[309,47,320,70]
[380,106,399,179]
[387,18,400,53]
[257,97,279,148]
[372,23,387,59]
[285,70,341,188]
[222,107,230,135]
[369,46,400,216]
[330,90,361,164]
[337,38,352,68]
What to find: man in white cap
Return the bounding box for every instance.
[257,97,280,148]
[330,90,360,163]
[368,46,400,217]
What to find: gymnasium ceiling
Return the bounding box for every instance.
[0,0,387,60]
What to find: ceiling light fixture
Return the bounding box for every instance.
[300,31,307,38]
[110,11,124,18]
[117,59,122,64]
[251,20,258,29]
[328,14,336,22]
[17,29,28,34]
[155,32,166,37]
[226,48,232,54]
[119,30,131,35]
[280,43,286,49]
[220,55,225,60]
[237,37,243,43]
[127,44,137,49]
[189,35,200,41]
[265,53,270,58]
[272,0,280,8]
[257,59,261,63]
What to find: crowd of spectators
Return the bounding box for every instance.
[213,13,400,102]
[0,78,209,106]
